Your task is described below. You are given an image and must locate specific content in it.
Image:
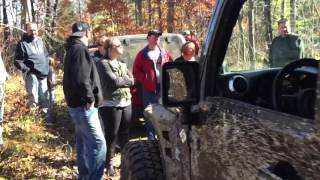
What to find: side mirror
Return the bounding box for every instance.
[162,62,200,107]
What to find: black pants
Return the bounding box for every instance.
[98,105,132,167]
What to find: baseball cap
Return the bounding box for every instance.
[71,21,90,37]
[147,30,162,37]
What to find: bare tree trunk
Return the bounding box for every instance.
[167,0,174,32]
[30,0,35,22]
[51,0,59,32]
[136,0,143,26]
[134,0,138,26]
[237,14,245,62]
[290,0,296,32]
[184,3,191,30]
[45,0,52,29]
[21,0,33,25]
[148,0,152,27]
[264,0,272,43]
[248,0,255,69]
[2,0,9,41]
[281,0,286,18]
[157,0,163,31]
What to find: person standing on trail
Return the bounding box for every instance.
[132,30,173,140]
[269,18,304,67]
[96,37,134,176]
[175,41,198,62]
[0,46,8,149]
[14,22,50,110]
[63,21,106,180]
[182,30,201,56]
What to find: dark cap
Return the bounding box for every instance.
[71,21,90,37]
[147,30,162,37]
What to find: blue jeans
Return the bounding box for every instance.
[25,73,49,108]
[68,107,107,180]
[49,88,55,104]
[0,83,4,145]
[142,84,160,140]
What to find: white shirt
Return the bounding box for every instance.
[147,48,161,83]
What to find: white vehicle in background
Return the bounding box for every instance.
[116,33,186,71]
[114,33,186,124]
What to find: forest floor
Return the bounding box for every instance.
[0,68,121,179]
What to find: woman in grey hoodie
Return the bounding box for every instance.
[96,37,134,176]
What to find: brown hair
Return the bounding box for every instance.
[103,38,113,51]
[98,36,108,46]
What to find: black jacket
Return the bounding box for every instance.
[63,37,102,108]
[14,34,49,79]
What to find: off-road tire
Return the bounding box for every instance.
[120,140,164,180]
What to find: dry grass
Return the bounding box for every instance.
[0,67,122,179]
[0,74,77,179]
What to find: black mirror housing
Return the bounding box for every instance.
[162,61,200,107]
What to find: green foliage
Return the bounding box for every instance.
[224,0,320,72]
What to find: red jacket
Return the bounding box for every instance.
[132,46,173,107]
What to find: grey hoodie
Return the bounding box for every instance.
[14,34,49,79]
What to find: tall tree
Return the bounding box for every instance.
[51,0,59,32]
[264,0,272,43]
[45,0,52,31]
[21,0,33,25]
[281,0,286,18]
[2,0,10,42]
[148,0,152,26]
[157,0,163,31]
[290,0,296,32]
[167,0,175,32]
[248,0,255,69]
[30,0,35,22]
[237,13,245,62]
[136,0,143,26]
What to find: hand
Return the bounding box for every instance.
[124,76,134,85]
[86,102,94,110]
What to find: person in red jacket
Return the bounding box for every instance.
[132,30,173,140]
[182,30,201,56]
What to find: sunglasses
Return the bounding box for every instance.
[113,44,122,48]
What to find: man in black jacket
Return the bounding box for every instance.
[63,21,106,180]
[14,22,49,109]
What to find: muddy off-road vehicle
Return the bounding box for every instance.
[121,0,320,179]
